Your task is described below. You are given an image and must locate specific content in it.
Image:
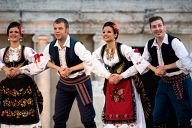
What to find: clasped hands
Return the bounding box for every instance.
[3,67,20,78]
[58,67,72,78]
[108,73,123,85]
[154,66,166,76]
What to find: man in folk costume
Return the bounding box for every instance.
[142,16,192,128]
[39,18,96,128]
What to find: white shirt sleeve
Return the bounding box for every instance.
[42,44,51,61]
[121,44,149,74]
[74,42,93,75]
[0,48,5,70]
[172,38,190,73]
[171,38,189,58]
[142,42,152,63]
[75,42,111,78]
[20,46,49,75]
[23,47,37,63]
[120,65,138,78]
[92,47,111,79]
[176,53,192,73]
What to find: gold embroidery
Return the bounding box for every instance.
[115,62,125,74]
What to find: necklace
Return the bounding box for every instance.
[105,48,115,61]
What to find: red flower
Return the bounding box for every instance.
[134,48,140,53]
[34,53,43,62]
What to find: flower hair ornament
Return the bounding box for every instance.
[112,23,119,33]
[18,25,24,36]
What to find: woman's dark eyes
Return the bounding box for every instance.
[9,31,19,33]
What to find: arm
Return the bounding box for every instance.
[152,38,189,75]
[0,48,18,78]
[120,65,138,78]
[175,55,192,72]
[69,63,84,72]
[19,46,49,75]
[121,44,150,74]
[167,38,190,72]
[141,43,165,76]
[75,42,111,78]
[163,63,177,70]
[46,61,84,77]
[92,47,111,79]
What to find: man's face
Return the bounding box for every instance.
[150,19,166,38]
[53,22,68,41]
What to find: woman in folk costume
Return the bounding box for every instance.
[0,21,44,128]
[92,21,151,128]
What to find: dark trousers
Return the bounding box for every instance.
[53,79,96,128]
[139,71,178,128]
[153,77,192,127]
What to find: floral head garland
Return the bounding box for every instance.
[18,25,24,36]
[112,23,119,34]
[112,23,119,40]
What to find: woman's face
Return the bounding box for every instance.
[8,27,22,43]
[102,26,116,43]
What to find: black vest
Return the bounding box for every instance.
[49,37,83,74]
[101,42,133,74]
[3,45,29,68]
[148,34,180,73]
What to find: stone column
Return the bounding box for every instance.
[92,34,105,128]
[32,34,53,128]
[92,33,105,85]
[93,33,104,50]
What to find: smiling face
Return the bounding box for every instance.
[150,19,166,39]
[102,26,117,43]
[53,22,68,42]
[8,27,22,43]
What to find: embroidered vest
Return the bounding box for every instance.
[3,45,28,68]
[147,34,180,73]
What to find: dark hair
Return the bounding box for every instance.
[148,16,165,27]
[7,21,23,36]
[54,18,69,28]
[103,21,119,40]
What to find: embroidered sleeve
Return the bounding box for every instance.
[121,44,149,74]
[21,47,49,75]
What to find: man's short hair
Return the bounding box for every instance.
[54,18,69,28]
[148,16,165,27]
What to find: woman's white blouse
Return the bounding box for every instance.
[92,44,149,79]
[0,45,48,75]
[0,45,36,69]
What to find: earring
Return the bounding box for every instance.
[8,38,10,41]
[20,38,23,42]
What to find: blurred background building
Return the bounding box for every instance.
[0,0,192,127]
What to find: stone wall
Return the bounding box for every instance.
[0,0,192,35]
[0,0,192,128]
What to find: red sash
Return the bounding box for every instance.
[104,79,135,121]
